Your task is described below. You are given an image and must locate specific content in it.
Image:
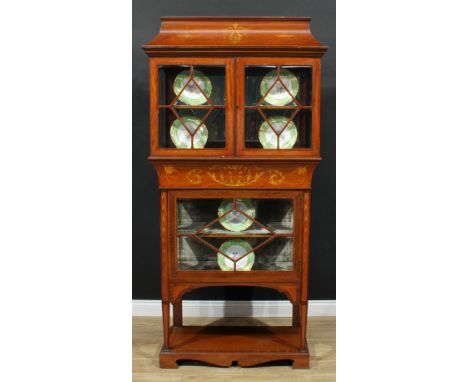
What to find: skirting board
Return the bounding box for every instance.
[133,300,336,317]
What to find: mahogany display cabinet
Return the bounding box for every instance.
[142,16,327,368]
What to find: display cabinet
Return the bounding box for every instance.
[143,16,327,368]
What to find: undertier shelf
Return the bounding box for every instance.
[168,325,302,353]
[161,325,309,368]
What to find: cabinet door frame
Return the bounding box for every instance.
[235,57,321,158]
[168,189,304,283]
[149,57,235,157]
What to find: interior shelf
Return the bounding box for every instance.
[177,222,293,236]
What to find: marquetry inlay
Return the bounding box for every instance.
[227,23,246,44]
[158,164,312,188]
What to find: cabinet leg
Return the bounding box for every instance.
[292,356,310,369]
[162,300,170,349]
[159,353,178,369]
[173,301,182,326]
[293,303,300,327]
[300,301,308,350]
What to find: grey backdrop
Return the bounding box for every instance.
[133,0,336,301]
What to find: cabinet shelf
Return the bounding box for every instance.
[177,222,293,236]
[177,233,292,238]
[159,105,226,109]
[244,105,312,109]
[160,325,309,368]
[169,325,302,352]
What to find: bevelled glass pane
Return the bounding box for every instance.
[176,198,294,271]
[157,65,225,149]
[177,236,219,270]
[251,238,293,271]
[244,65,312,150]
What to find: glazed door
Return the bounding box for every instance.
[168,190,303,282]
[236,57,321,157]
[149,57,234,156]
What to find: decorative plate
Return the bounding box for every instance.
[217,240,255,271]
[260,69,299,106]
[259,116,298,149]
[170,116,208,149]
[218,199,255,232]
[173,69,212,106]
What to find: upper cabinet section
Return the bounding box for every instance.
[143,17,327,158]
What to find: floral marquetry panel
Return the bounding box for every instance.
[152,161,317,189]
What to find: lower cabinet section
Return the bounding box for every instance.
[158,189,311,368]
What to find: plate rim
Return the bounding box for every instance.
[173,69,213,106]
[258,116,298,149]
[260,68,299,106]
[170,115,208,149]
[217,239,255,271]
[218,199,256,232]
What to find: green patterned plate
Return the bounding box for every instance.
[217,240,255,271]
[170,116,208,149]
[259,116,298,149]
[260,69,299,106]
[173,69,212,106]
[218,199,255,232]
